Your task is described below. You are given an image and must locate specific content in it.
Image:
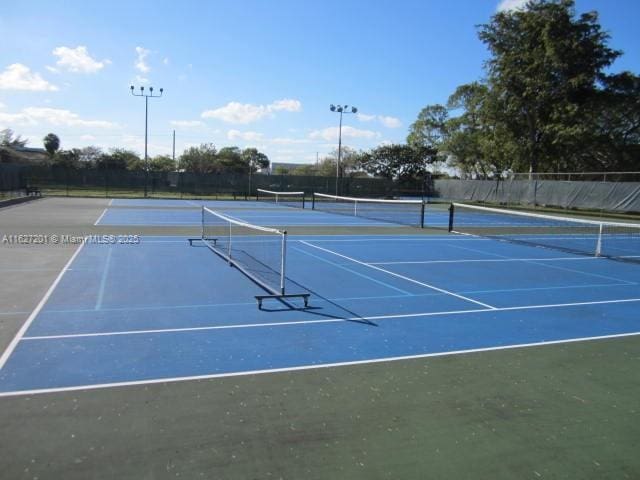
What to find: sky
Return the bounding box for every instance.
[1,0,639,165]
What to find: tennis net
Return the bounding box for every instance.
[257,189,306,209]
[200,207,287,295]
[312,193,426,228]
[449,203,640,263]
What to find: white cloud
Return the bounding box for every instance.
[134,75,149,85]
[497,0,528,12]
[356,113,376,122]
[270,137,310,145]
[308,126,379,142]
[378,115,402,128]
[80,134,96,141]
[135,47,150,73]
[0,64,58,91]
[163,57,170,66]
[227,129,264,142]
[170,120,204,128]
[52,46,109,73]
[0,107,118,129]
[357,112,401,128]
[201,98,303,124]
[0,101,5,109]
[269,99,302,112]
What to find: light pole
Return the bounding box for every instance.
[329,104,357,195]
[130,85,163,197]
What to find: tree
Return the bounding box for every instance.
[43,133,60,157]
[359,144,436,181]
[241,148,269,173]
[290,164,317,176]
[407,105,449,151]
[149,155,176,172]
[478,0,621,174]
[217,146,247,174]
[53,149,80,169]
[179,143,218,173]
[96,148,140,170]
[0,129,28,147]
[77,146,103,168]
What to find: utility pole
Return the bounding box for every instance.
[172,129,176,168]
[130,85,163,197]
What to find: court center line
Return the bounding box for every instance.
[95,247,113,311]
[19,297,640,341]
[291,247,412,296]
[6,331,640,398]
[93,208,108,226]
[0,240,87,370]
[299,240,497,310]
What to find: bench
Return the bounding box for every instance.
[25,186,41,197]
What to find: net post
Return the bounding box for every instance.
[227,220,232,264]
[302,193,305,209]
[201,206,205,240]
[448,203,455,232]
[595,223,603,256]
[420,201,425,229]
[312,193,316,210]
[354,200,358,217]
[280,231,287,295]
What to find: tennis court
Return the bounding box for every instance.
[1,197,639,395]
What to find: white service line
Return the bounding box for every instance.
[22,296,640,341]
[0,240,87,370]
[3,330,640,398]
[300,240,497,310]
[370,256,601,265]
[93,208,108,226]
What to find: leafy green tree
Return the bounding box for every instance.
[273,165,290,175]
[77,146,103,168]
[407,105,449,150]
[217,146,246,174]
[359,144,436,180]
[53,149,80,169]
[477,0,621,174]
[0,129,28,147]
[241,148,270,173]
[96,148,140,170]
[43,133,60,157]
[149,155,176,172]
[179,143,218,173]
[290,164,317,176]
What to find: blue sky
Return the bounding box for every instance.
[1,0,638,164]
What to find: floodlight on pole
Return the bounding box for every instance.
[130,85,164,197]
[329,104,357,195]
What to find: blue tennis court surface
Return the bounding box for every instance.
[1,232,639,395]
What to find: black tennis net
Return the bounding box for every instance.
[257,189,305,209]
[312,193,425,228]
[449,203,640,263]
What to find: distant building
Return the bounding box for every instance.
[0,146,48,164]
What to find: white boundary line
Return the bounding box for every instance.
[93,208,108,226]
[2,331,639,398]
[21,297,640,341]
[300,240,497,310]
[108,198,114,206]
[0,241,87,370]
